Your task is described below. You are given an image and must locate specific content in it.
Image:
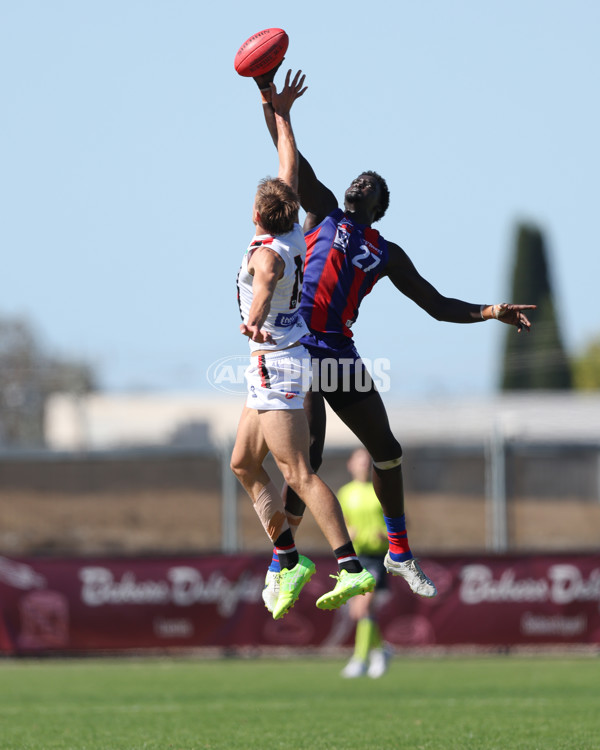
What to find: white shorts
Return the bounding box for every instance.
[245,345,312,410]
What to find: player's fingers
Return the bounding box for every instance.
[520,313,532,331]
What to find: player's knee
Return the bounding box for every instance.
[280,464,310,495]
[280,468,300,492]
[371,437,403,470]
[369,435,402,463]
[230,453,251,482]
[385,435,402,457]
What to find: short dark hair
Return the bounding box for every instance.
[255,177,300,235]
[363,170,390,222]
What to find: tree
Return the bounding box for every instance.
[500,223,572,390]
[573,336,600,390]
[0,315,95,448]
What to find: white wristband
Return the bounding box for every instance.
[480,304,486,320]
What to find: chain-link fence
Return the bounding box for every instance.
[1,438,598,557]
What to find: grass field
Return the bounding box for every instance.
[1,655,598,750]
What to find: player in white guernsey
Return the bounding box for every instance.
[237,225,310,408]
[230,70,375,620]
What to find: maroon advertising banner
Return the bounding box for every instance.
[0,554,599,654]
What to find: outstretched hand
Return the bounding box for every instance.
[493,303,536,333]
[269,69,307,117]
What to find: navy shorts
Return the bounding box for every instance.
[299,331,377,411]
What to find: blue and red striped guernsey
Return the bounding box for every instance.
[300,208,389,337]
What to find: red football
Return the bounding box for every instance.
[234,28,289,78]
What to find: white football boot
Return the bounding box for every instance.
[367,647,392,679]
[341,658,367,679]
[384,553,437,597]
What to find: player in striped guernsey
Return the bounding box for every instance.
[253,67,536,602]
[230,70,376,619]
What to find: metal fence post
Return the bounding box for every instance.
[486,423,508,552]
[220,438,238,552]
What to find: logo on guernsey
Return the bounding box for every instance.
[274,312,298,327]
[285,392,299,399]
[333,223,352,253]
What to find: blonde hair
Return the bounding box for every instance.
[255,177,300,235]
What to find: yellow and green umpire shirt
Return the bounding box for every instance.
[337,480,388,557]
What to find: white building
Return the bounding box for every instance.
[45,391,600,451]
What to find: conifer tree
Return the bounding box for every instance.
[500,224,572,390]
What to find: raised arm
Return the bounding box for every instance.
[254,70,337,229]
[385,242,536,332]
[268,69,307,193]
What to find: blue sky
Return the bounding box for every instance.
[1,0,598,399]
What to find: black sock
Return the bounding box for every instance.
[334,541,363,574]
[274,528,299,570]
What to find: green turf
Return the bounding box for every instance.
[0,655,598,750]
